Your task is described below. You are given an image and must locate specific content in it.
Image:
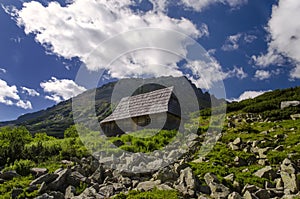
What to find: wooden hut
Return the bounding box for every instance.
[100,86,181,136]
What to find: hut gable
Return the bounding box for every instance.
[100,86,179,124]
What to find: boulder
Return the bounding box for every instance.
[48,169,71,191]
[204,173,229,199]
[153,166,178,183]
[0,170,20,180]
[280,171,299,194]
[175,167,197,197]
[228,192,242,199]
[136,180,160,192]
[254,189,270,199]
[281,158,297,174]
[34,193,54,199]
[74,187,104,199]
[30,168,48,178]
[243,190,258,199]
[30,173,58,186]
[65,186,76,199]
[253,166,276,180]
[291,114,300,120]
[280,101,300,109]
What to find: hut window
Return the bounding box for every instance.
[135,115,151,127]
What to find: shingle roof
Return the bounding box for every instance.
[100,86,178,123]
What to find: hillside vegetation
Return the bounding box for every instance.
[0,85,299,198]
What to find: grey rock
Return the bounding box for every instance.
[234,156,247,167]
[242,184,259,194]
[99,184,114,197]
[34,193,54,199]
[253,166,276,180]
[209,182,230,199]
[204,173,219,185]
[0,170,20,180]
[233,137,243,146]
[243,190,258,199]
[65,186,76,199]
[257,148,271,159]
[254,189,270,199]
[175,167,197,197]
[48,169,71,191]
[30,168,48,177]
[291,114,300,120]
[280,171,299,194]
[224,173,235,182]
[153,166,178,183]
[30,173,58,186]
[136,180,160,192]
[280,101,300,109]
[67,171,86,187]
[48,191,64,199]
[75,187,104,199]
[274,145,284,151]
[228,192,242,199]
[281,158,297,174]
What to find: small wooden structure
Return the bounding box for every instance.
[100,87,181,136]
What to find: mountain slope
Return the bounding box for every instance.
[0,76,214,137]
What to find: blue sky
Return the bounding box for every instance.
[0,0,300,121]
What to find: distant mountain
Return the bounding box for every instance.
[0,76,215,137]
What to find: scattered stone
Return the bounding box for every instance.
[243,190,258,199]
[280,101,300,109]
[224,173,235,182]
[64,186,76,199]
[280,171,299,194]
[30,173,58,186]
[0,170,20,180]
[228,192,242,199]
[30,168,48,178]
[174,167,197,197]
[136,180,160,192]
[291,114,300,120]
[242,184,259,194]
[253,166,276,180]
[281,158,297,174]
[254,189,270,199]
[274,145,284,151]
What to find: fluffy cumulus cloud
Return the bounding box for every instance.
[222,33,257,51]
[254,70,271,80]
[229,90,271,102]
[252,0,300,78]
[21,86,40,97]
[0,68,7,74]
[228,66,248,79]
[180,0,247,12]
[40,77,87,103]
[0,79,32,109]
[222,33,242,51]
[9,0,230,89]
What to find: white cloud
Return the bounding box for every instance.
[180,0,247,12]
[244,34,257,43]
[228,66,248,79]
[40,77,87,103]
[0,68,7,74]
[7,0,232,90]
[222,33,257,51]
[254,70,271,80]
[16,100,32,109]
[0,79,32,109]
[252,0,300,79]
[185,60,228,89]
[222,33,242,51]
[21,86,40,97]
[229,90,271,102]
